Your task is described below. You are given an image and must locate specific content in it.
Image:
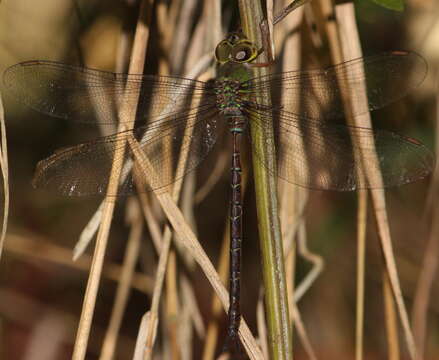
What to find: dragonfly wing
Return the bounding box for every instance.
[3,60,214,126]
[245,52,427,120]
[247,108,434,191]
[32,106,220,196]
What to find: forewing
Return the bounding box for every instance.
[3,60,214,126]
[247,108,434,191]
[246,52,427,120]
[32,106,220,196]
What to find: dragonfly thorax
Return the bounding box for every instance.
[214,78,246,117]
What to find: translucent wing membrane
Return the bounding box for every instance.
[5,52,432,195]
[246,52,427,120]
[248,108,434,191]
[3,60,214,126]
[32,107,220,196]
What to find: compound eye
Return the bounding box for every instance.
[227,33,241,44]
[215,40,232,63]
[231,41,258,63]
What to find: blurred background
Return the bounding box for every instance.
[0,0,438,359]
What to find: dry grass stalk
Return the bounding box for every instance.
[322,4,372,359]
[0,91,8,259]
[137,190,163,254]
[161,11,210,358]
[126,135,264,359]
[72,1,152,359]
[308,0,404,359]
[181,200,202,346]
[4,231,154,294]
[294,223,324,303]
[178,289,193,360]
[133,312,157,360]
[384,271,401,360]
[202,218,231,360]
[99,198,144,360]
[74,0,135,261]
[99,29,150,360]
[319,1,394,358]
[179,274,205,359]
[181,273,205,338]
[169,0,198,74]
[275,3,320,357]
[74,203,104,260]
[288,290,317,360]
[165,250,180,359]
[142,3,220,357]
[142,70,211,359]
[331,2,418,359]
[355,190,368,360]
[411,74,439,358]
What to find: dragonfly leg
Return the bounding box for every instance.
[248,19,275,68]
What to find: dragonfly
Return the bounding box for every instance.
[3,32,434,354]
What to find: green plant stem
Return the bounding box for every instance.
[238,1,293,359]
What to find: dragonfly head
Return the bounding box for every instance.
[215,32,259,81]
[215,32,258,65]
